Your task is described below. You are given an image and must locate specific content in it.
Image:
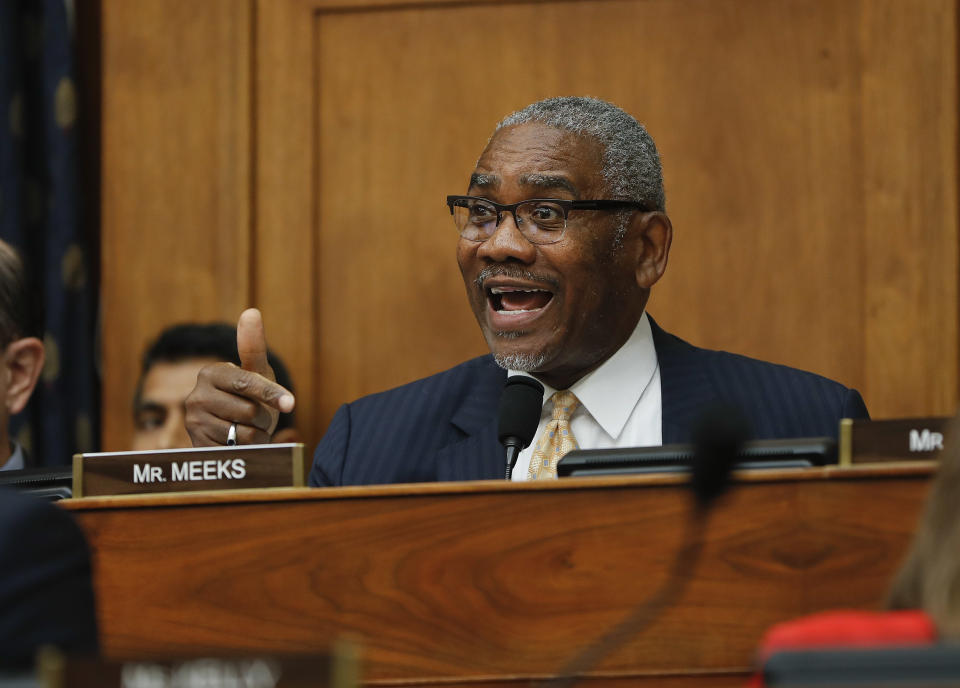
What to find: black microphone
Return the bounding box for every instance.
[497,376,545,480]
[691,403,752,511]
[544,403,749,688]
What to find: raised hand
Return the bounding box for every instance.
[185,308,295,446]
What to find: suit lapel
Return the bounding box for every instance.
[435,358,507,482]
[650,316,720,444]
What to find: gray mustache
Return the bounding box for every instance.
[474,266,560,291]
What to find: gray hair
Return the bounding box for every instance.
[495,96,665,213]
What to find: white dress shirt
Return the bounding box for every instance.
[509,311,662,480]
[0,442,25,471]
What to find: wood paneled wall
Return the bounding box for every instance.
[101,1,253,448]
[101,0,959,452]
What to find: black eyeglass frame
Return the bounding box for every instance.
[445,195,653,243]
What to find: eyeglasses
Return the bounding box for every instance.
[446,195,651,245]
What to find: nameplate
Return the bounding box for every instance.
[838,417,951,465]
[36,643,359,688]
[72,444,304,498]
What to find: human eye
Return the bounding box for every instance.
[135,408,165,431]
[467,200,496,223]
[526,202,565,229]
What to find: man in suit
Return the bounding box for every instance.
[0,487,99,668]
[0,240,44,472]
[184,97,868,485]
[0,240,97,665]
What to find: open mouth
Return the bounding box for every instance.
[487,286,554,314]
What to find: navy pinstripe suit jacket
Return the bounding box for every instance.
[309,317,869,487]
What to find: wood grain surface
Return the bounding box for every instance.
[298,0,959,434]
[100,0,254,450]
[67,468,933,686]
[98,0,959,454]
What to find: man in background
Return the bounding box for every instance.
[133,322,299,451]
[0,240,44,471]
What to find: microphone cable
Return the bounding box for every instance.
[542,403,750,688]
[543,503,708,688]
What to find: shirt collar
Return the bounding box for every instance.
[1,442,25,471]
[509,312,659,440]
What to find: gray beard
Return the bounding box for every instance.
[489,329,550,371]
[492,350,548,372]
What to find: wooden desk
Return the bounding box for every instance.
[64,465,934,687]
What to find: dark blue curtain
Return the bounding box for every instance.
[0,1,98,465]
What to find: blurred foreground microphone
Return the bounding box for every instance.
[691,403,752,510]
[546,403,750,688]
[497,376,545,480]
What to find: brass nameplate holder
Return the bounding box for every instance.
[72,443,304,498]
[838,417,951,466]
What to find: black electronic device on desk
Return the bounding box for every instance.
[557,437,837,477]
[0,467,74,500]
[762,645,960,687]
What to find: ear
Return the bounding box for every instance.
[272,426,302,444]
[4,337,45,416]
[631,211,673,289]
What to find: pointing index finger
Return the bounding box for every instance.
[226,366,296,414]
[234,309,295,413]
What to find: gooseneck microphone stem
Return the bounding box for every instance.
[504,442,522,480]
[543,507,708,688]
[542,404,749,688]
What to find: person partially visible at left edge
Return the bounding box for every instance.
[0,241,98,666]
[0,239,44,472]
[184,97,869,486]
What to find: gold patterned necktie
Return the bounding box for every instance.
[528,390,580,480]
